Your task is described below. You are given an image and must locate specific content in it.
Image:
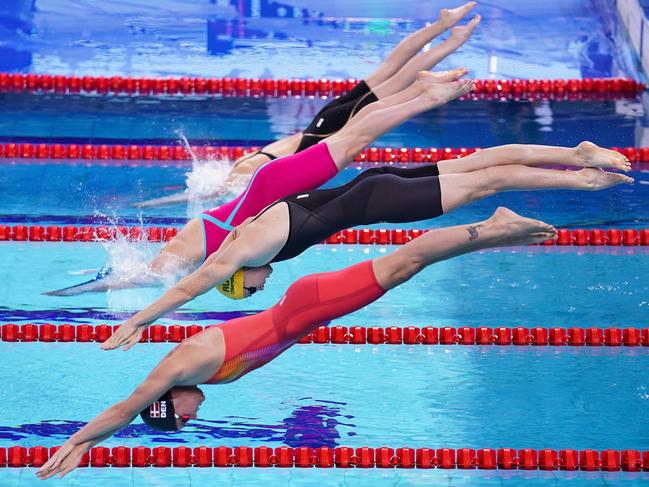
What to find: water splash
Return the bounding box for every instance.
[178,134,247,217]
[101,233,191,310]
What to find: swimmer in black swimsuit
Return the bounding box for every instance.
[136,2,481,208]
[105,141,632,341]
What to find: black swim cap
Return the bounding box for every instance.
[139,390,177,431]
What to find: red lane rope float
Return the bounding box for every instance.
[1,143,649,164]
[2,324,649,347]
[1,225,648,246]
[1,445,648,471]
[0,73,643,100]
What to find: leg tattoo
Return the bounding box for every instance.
[467,224,484,241]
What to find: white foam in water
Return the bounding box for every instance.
[85,210,185,309]
[102,235,190,310]
[88,137,250,308]
[179,134,247,217]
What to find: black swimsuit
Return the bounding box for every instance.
[295,80,379,152]
[266,165,443,263]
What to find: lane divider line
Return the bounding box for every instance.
[2,324,648,347]
[1,143,647,164]
[0,74,643,100]
[0,225,648,246]
[1,445,647,471]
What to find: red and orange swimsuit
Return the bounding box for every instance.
[203,260,385,384]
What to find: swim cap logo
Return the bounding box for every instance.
[149,400,167,418]
[221,276,235,295]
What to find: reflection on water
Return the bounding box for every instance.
[0,400,353,448]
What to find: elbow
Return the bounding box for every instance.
[111,402,138,424]
[174,283,197,302]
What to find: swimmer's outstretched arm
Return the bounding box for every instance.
[135,180,239,208]
[135,191,194,208]
[44,267,162,296]
[36,360,180,480]
[101,227,274,351]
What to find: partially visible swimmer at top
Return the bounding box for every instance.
[134,2,481,209]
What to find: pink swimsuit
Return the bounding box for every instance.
[200,143,338,260]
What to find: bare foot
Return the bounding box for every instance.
[439,2,477,29]
[450,15,481,44]
[487,207,557,246]
[577,168,634,190]
[417,68,467,84]
[575,141,631,172]
[420,77,475,105]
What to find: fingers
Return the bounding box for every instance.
[57,459,80,479]
[101,326,134,350]
[123,329,143,351]
[37,467,60,480]
[100,332,123,350]
[37,452,65,479]
[620,175,635,184]
[441,2,478,25]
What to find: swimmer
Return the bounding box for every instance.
[99,141,632,345]
[136,2,481,208]
[37,207,556,479]
[45,70,476,296]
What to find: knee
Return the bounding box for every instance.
[387,255,426,287]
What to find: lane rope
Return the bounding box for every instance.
[0,73,643,100]
[2,323,648,347]
[0,225,648,246]
[1,445,647,471]
[1,143,647,164]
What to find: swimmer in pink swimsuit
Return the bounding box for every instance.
[198,142,338,260]
[39,208,556,479]
[47,70,476,296]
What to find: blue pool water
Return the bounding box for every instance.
[2,0,649,485]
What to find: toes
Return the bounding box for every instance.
[428,68,467,83]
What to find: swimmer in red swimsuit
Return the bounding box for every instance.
[38,207,556,479]
[136,2,480,208]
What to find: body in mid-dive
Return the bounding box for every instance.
[37,207,558,479]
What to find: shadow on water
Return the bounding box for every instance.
[0,399,354,447]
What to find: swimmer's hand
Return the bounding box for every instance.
[36,440,90,480]
[101,322,144,351]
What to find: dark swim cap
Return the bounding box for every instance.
[139,390,177,431]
